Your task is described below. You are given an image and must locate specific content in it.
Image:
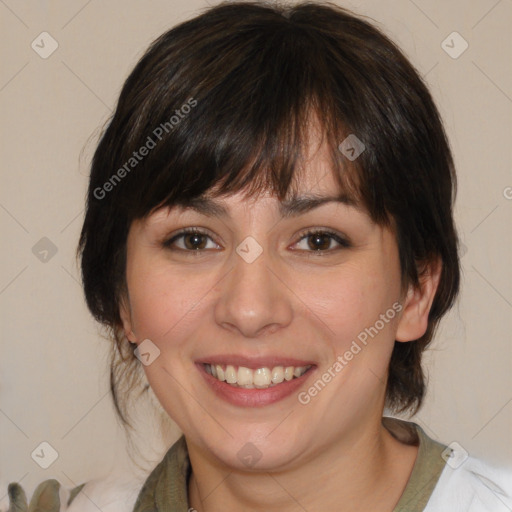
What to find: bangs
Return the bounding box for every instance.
[146,101,360,215]
[108,13,366,220]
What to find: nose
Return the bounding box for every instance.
[214,244,293,338]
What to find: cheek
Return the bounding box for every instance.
[125,260,212,417]
[125,257,207,345]
[298,259,401,356]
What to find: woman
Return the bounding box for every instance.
[5,1,511,511]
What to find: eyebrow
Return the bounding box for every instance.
[175,193,360,218]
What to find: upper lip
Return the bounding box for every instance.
[196,355,316,370]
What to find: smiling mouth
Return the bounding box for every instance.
[203,363,312,389]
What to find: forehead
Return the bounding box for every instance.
[192,129,361,209]
[143,116,368,225]
[193,166,360,212]
[147,162,366,229]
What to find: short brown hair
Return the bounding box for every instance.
[78,1,461,430]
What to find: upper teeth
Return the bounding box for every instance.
[205,364,311,388]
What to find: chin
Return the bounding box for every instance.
[192,427,309,472]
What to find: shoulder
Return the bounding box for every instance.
[425,449,512,512]
[384,418,512,512]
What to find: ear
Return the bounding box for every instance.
[395,257,442,342]
[119,295,137,343]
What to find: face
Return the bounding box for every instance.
[120,139,430,472]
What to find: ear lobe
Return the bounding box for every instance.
[395,257,442,343]
[119,297,137,343]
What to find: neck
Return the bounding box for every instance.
[187,419,418,512]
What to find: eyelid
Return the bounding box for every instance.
[162,227,221,250]
[162,226,351,254]
[291,228,351,253]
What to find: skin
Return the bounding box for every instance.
[120,134,441,511]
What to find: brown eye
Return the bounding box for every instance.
[183,232,208,250]
[307,233,333,251]
[163,229,220,251]
[293,229,350,253]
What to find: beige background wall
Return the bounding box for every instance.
[1,0,511,500]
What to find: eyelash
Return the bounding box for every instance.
[295,228,351,253]
[162,227,351,255]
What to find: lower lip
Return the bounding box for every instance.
[197,364,316,407]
